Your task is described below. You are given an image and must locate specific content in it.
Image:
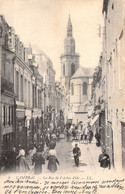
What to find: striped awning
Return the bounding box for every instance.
[90,114,99,126]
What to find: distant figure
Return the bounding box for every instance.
[73,144,81,167]
[98,149,111,169]
[1,146,17,173]
[32,147,45,174]
[47,148,59,173]
[84,128,88,143]
[8,147,17,172]
[28,146,36,166]
[56,129,60,142]
[16,146,30,173]
[95,130,101,147]
[48,139,56,149]
[88,130,93,143]
[72,128,77,140]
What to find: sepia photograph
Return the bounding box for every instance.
[0,0,125,193]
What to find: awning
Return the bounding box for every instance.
[90,114,99,126]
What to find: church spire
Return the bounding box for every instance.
[67,15,72,37]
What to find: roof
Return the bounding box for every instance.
[71,66,95,79]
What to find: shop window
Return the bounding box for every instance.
[83,82,87,95]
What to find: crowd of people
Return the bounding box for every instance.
[66,123,94,144]
[0,122,111,174]
[0,127,61,175]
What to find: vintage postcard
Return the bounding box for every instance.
[0,0,125,193]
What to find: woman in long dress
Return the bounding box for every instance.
[32,147,45,174]
[16,147,30,173]
[47,148,59,173]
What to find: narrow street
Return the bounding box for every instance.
[30,137,103,175]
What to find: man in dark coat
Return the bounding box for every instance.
[98,149,111,169]
[73,144,81,167]
[32,147,45,174]
[8,147,17,172]
[1,146,17,173]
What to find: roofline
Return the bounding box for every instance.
[70,76,93,80]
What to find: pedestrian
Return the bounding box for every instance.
[47,148,59,173]
[27,146,36,166]
[56,129,60,142]
[32,147,45,174]
[8,146,17,172]
[73,144,81,167]
[84,127,88,143]
[48,139,56,149]
[16,146,30,173]
[98,148,111,170]
[1,146,16,173]
[88,129,93,143]
[45,132,51,147]
[72,128,77,140]
[95,130,101,147]
[67,129,71,141]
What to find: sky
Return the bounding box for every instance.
[0,0,104,80]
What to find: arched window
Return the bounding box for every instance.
[63,64,65,76]
[71,63,75,76]
[83,82,87,95]
[71,83,74,95]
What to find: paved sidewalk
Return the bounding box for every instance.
[70,138,102,175]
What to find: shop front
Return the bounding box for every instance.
[1,94,16,151]
[16,109,27,152]
[32,109,42,146]
[25,109,32,151]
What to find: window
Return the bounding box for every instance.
[28,81,30,106]
[2,106,5,126]
[32,85,35,108]
[2,105,13,126]
[35,86,37,108]
[25,79,27,105]
[63,64,65,76]
[83,82,87,95]
[16,71,19,98]
[71,63,75,76]
[71,83,74,95]
[20,75,23,101]
[38,90,41,108]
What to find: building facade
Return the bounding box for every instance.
[92,0,125,171]
[70,66,94,124]
[0,15,57,153]
[0,15,16,152]
[102,0,125,171]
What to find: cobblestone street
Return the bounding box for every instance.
[28,137,104,175]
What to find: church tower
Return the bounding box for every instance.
[60,16,80,92]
